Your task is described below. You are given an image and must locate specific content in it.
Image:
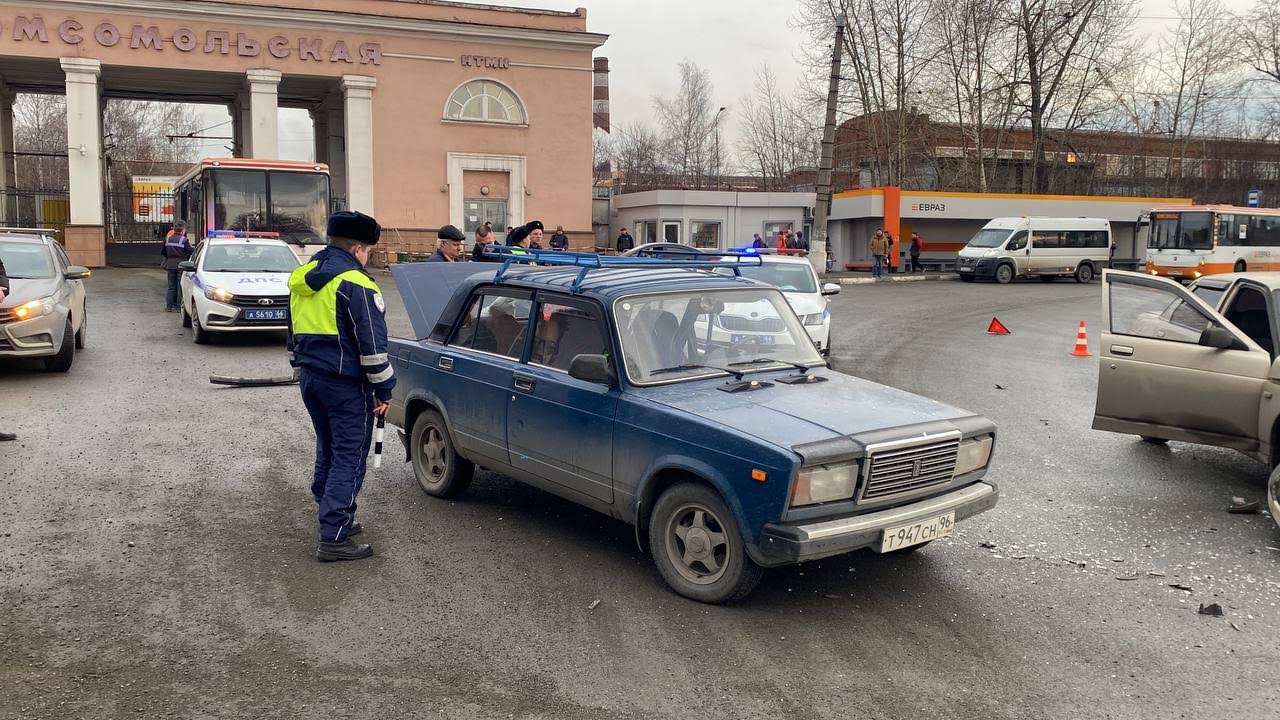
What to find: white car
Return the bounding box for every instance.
[716,255,839,355]
[178,235,300,344]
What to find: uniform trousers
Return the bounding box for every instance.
[300,369,374,543]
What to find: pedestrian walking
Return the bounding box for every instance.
[429,225,466,262]
[884,232,897,274]
[751,233,766,249]
[0,255,12,441]
[616,228,634,253]
[795,230,809,252]
[287,211,395,562]
[869,230,888,278]
[910,231,923,273]
[160,221,192,312]
[549,225,569,251]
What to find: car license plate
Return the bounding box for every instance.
[879,511,955,553]
[1168,270,1183,276]
[960,266,973,272]
[244,309,287,321]
[731,333,774,345]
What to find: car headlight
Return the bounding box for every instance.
[205,286,234,303]
[11,296,54,321]
[953,435,994,476]
[800,309,829,327]
[791,461,858,506]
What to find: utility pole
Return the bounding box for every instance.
[810,13,846,279]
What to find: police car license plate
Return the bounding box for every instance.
[244,309,287,320]
[731,334,774,345]
[878,511,955,553]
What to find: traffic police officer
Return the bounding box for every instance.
[287,211,395,562]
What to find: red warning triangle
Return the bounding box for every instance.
[987,317,1011,335]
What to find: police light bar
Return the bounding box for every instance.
[208,230,282,239]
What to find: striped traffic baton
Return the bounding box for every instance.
[372,414,386,469]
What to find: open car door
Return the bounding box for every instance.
[1094,270,1273,451]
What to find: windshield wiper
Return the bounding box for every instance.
[650,363,744,381]
[728,356,813,372]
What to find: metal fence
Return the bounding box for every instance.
[0,189,70,237]
[105,189,175,244]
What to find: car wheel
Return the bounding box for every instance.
[181,303,192,329]
[191,310,209,344]
[1267,465,1280,531]
[74,306,87,349]
[648,482,763,604]
[1074,263,1095,284]
[1140,436,1169,446]
[995,263,1014,284]
[1039,274,1056,283]
[1235,260,1247,273]
[43,318,75,372]
[410,408,474,498]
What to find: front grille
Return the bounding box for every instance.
[0,309,14,325]
[861,435,960,501]
[717,314,785,333]
[958,257,977,268]
[229,294,288,308]
[0,337,11,350]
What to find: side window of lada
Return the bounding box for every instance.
[449,289,531,360]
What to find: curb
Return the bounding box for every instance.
[838,274,959,286]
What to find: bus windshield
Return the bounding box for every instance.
[966,228,1013,248]
[209,169,328,245]
[1151,211,1213,250]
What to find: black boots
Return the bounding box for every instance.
[316,539,373,562]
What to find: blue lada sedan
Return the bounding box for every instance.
[387,251,998,603]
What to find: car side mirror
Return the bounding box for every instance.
[821,282,841,296]
[568,354,615,385]
[1199,325,1245,350]
[63,266,91,280]
[178,261,196,271]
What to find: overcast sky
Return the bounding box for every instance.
[187,0,1264,163]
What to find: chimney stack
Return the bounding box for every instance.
[593,57,610,133]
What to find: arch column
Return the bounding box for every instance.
[341,75,376,215]
[61,57,105,267]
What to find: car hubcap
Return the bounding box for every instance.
[666,504,730,585]
[419,426,448,484]
[998,267,1012,283]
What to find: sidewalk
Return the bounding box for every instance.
[825,270,959,285]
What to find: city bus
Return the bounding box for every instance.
[1144,204,1280,280]
[172,158,332,261]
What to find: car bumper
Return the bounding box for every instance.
[957,258,998,279]
[195,297,290,332]
[751,481,998,566]
[0,312,66,358]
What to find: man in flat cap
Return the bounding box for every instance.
[428,224,466,262]
[287,210,395,562]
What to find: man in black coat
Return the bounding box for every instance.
[427,225,466,262]
[616,228,634,253]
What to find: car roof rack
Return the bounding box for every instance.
[483,246,763,294]
[0,227,58,235]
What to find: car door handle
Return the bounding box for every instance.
[1111,345,1134,356]
[437,356,454,371]
[513,375,536,392]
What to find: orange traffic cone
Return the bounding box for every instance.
[987,318,1011,335]
[1070,321,1091,357]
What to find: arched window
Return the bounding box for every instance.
[445,80,527,125]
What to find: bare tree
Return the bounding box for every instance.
[737,64,820,190]
[611,120,666,192]
[653,60,724,184]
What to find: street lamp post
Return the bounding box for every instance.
[713,106,726,188]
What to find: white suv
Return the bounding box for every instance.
[179,234,299,344]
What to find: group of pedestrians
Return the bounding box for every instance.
[868,229,925,278]
[420,220,572,264]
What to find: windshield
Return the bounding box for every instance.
[210,169,329,245]
[202,243,300,273]
[718,262,818,293]
[0,242,54,279]
[966,228,1013,248]
[270,170,329,245]
[614,288,823,384]
[1151,211,1213,250]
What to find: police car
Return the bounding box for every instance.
[178,231,299,344]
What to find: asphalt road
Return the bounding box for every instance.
[1,268,1277,719]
